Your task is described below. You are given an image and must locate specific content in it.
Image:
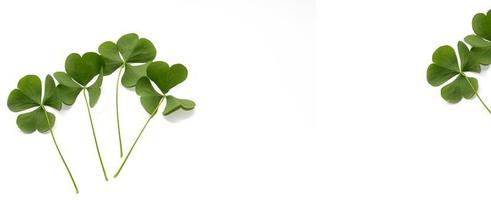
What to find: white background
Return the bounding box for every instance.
[323,0,491,200]
[0,0,321,199]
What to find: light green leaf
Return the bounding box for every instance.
[16,107,55,133]
[163,95,195,116]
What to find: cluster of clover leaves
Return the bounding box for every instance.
[427,10,491,113]
[6,33,195,193]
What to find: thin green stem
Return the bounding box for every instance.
[463,74,491,114]
[82,89,108,181]
[116,66,124,158]
[42,107,79,193]
[114,97,164,178]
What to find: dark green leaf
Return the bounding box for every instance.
[65,52,103,86]
[472,10,491,41]
[458,41,480,73]
[426,64,459,86]
[147,61,188,94]
[98,41,124,75]
[441,75,478,103]
[136,77,163,114]
[471,47,491,65]
[121,63,149,88]
[17,75,42,104]
[464,35,491,48]
[43,75,62,110]
[54,72,81,88]
[16,107,55,133]
[117,33,156,63]
[163,95,195,116]
[136,77,161,96]
[432,45,459,72]
[56,85,82,105]
[7,89,38,112]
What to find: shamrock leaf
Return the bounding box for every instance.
[98,33,156,87]
[465,10,491,64]
[163,95,196,116]
[147,61,188,94]
[115,61,194,178]
[54,52,104,107]
[135,61,194,115]
[7,75,61,133]
[135,77,163,114]
[427,41,481,103]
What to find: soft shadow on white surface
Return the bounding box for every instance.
[164,109,195,123]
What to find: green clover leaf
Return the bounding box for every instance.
[98,33,156,87]
[54,52,104,107]
[114,61,194,178]
[7,75,61,133]
[465,9,491,64]
[7,74,79,193]
[427,41,481,103]
[163,95,196,116]
[134,61,194,115]
[98,33,157,157]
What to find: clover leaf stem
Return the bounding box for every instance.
[82,89,109,181]
[114,97,164,178]
[42,107,79,193]
[463,75,491,114]
[115,66,124,158]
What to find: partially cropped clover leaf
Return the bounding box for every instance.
[8,75,61,132]
[427,41,483,103]
[98,33,156,87]
[98,33,157,157]
[7,75,79,193]
[54,52,108,181]
[465,9,491,64]
[114,61,195,178]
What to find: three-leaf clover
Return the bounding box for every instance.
[54,52,104,107]
[8,75,60,132]
[7,75,79,193]
[114,61,195,178]
[98,33,157,157]
[465,9,491,65]
[98,33,156,87]
[54,52,109,181]
[136,61,195,115]
[427,41,491,112]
